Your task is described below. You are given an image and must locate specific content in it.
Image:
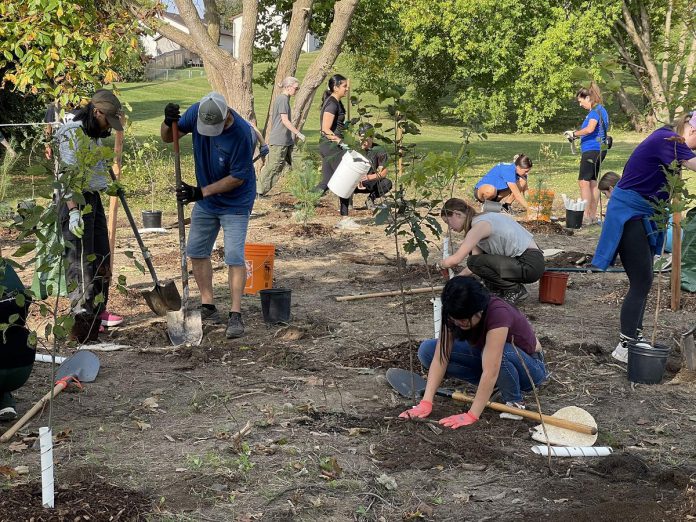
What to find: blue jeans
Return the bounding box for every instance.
[187,204,250,266]
[418,338,548,403]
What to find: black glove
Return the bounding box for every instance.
[176,181,203,204]
[164,103,180,128]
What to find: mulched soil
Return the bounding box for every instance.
[347,340,420,369]
[0,478,152,521]
[522,220,574,235]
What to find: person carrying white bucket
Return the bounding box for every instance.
[315,74,360,229]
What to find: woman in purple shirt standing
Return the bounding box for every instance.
[593,112,696,363]
[398,276,547,429]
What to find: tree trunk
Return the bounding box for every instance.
[616,85,646,131]
[675,34,696,115]
[261,0,314,139]
[293,0,360,131]
[619,0,670,123]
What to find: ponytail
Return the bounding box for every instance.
[576,82,603,106]
[320,74,348,109]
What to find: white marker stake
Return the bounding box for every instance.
[35,354,67,364]
[532,446,613,457]
[442,237,454,279]
[39,427,55,508]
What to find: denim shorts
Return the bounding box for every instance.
[187,203,250,266]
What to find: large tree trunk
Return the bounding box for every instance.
[293,0,360,131]
[618,0,670,124]
[261,0,314,139]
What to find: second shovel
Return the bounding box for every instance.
[166,121,202,346]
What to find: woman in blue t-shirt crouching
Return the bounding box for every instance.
[565,83,610,225]
[593,112,696,363]
[473,154,533,212]
[399,277,548,429]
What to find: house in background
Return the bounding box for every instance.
[141,11,321,64]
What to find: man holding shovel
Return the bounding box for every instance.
[161,93,268,339]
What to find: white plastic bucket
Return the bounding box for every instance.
[328,150,371,198]
[431,297,442,338]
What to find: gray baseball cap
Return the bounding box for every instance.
[197,92,228,136]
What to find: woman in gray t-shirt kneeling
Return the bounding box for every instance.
[438,198,544,305]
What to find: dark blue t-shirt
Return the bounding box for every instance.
[475,163,517,191]
[618,126,696,201]
[178,103,256,214]
[580,105,609,152]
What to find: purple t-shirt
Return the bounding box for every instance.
[471,297,537,355]
[618,127,695,200]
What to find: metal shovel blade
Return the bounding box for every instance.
[56,350,100,383]
[386,368,427,398]
[166,309,203,346]
[143,280,182,316]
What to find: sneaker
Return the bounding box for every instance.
[612,333,633,363]
[226,312,245,339]
[0,406,17,422]
[200,305,223,324]
[99,311,123,327]
[334,217,361,230]
[500,401,525,420]
[366,198,376,211]
[500,286,529,305]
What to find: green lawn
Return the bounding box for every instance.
[4,51,689,213]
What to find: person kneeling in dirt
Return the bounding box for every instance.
[399,276,548,428]
[161,93,268,339]
[0,261,35,421]
[437,198,544,305]
[473,154,533,212]
[353,123,392,210]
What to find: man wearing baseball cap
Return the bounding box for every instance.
[55,89,125,342]
[161,93,268,339]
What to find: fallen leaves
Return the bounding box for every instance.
[319,456,342,480]
[8,441,28,453]
[376,473,398,491]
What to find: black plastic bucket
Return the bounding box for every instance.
[259,288,291,324]
[142,210,162,229]
[627,341,669,384]
[565,209,584,229]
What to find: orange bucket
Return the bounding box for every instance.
[538,271,569,305]
[244,243,275,295]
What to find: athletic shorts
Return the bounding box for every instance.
[578,150,608,182]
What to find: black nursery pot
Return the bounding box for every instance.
[142,210,163,229]
[627,341,670,384]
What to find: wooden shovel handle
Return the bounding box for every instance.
[451,391,597,435]
[0,381,67,443]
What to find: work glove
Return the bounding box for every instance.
[398,400,433,420]
[438,411,478,429]
[68,208,84,239]
[563,130,576,141]
[164,103,181,128]
[296,132,306,142]
[259,144,270,157]
[176,181,203,204]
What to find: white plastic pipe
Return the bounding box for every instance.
[35,354,67,364]
[431,297,442,339]
[40,427,55,508]
[532,446,613,457]
[441,237,454,279]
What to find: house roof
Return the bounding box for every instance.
[162,11,233,37]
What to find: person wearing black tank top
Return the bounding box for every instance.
[317,74,357,226]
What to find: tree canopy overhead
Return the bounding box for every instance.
[0,0,143,107]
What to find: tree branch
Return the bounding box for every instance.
[238,0,259,67]
[294,0,360,130]
[668,22,688,94]
[262,0,314,137]
[203,0,221,44]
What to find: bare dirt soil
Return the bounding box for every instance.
[2,194,696,521]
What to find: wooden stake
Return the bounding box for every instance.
[671,209,682,311]
[335,285,444,302]
[107,128,124,273]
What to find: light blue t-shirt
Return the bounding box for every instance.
[475,162,517,191]
[580,105,609,153]
[178,103,256,215]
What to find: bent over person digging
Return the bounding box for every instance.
[161,93,269,339]
[399,276,549,429]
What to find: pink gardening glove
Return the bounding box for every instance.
[399,400,433,419]
[438,411,479,429]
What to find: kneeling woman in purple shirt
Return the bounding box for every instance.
[592,112,696,363]
[399,276,548,429]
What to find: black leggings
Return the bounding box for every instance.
[617,219,653,337]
